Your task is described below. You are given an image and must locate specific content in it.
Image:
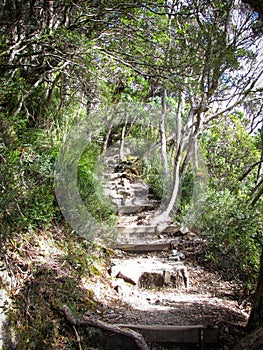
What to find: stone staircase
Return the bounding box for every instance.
[100,153,220,349]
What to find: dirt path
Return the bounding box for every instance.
[91,153,249,349]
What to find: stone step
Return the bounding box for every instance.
[118,204,156,215]
[116,324,219,345]
[129,182,148,188]
[117,224,180,235]
[102,172,124,180]
[111,257,188,289]
[115,236,182,249]
[115,239,178,252]
[117,216,140,224]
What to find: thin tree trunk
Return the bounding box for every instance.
[160,89,169,176]
[233,247,263,349]
[119,114,128,161]
[151,146,182,224]
[256,122,263,183]
[46,72,62,111]
[247,247,263,331]
[162,149,182,219]
[151,93,184,223]
[103,117,114,154]
[251,177,263,207]
[152,103,204,223]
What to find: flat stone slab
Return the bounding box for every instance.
[117,224,180,235]
[116,324,219,344]
[111,257,188,289]
[118,204,156,215]
[115,239,178,252]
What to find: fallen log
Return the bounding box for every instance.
[61,305,150,350]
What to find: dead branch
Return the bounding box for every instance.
[61,305,150,350]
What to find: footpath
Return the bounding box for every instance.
[90,151,249,349]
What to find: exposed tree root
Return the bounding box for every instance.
[233,326,263,350]
[61,305,150,350]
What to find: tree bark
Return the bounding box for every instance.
[119,115,128,161]
[256,122,263,182]
[46,72,62,111]
[103,117,114,154]
[247,247,263,331]
[160,89,169,177]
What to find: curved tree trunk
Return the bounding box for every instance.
[247,247,263,331]
[234,247,263,349]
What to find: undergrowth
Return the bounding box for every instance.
[1,226,112,349]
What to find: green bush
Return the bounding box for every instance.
[78,144,116,225]
[0,124,57,242]
[198,188,262,291]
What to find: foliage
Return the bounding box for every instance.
[78,144,117,225]
[196,116,263,294]
[202,114,260,192]
[0,113,57,243]
[198,189,262,290]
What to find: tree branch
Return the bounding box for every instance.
[238,160,263,181]
[251,177,263,207]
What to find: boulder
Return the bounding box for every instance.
[111,258,189,290]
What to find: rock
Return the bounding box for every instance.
[102,173,124,180]
[138,262,188,289]
[113,279,132,297]
[169,250,185,261]
[118,178,131,189]
[111,258,189,290]
[118,204,156,215]
[0,288,12,349]
[183,231,197,240]
[117,189,132,198]
[115,240,178,252]
[180,226,190,235]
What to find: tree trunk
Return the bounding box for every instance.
[119,115,128,161]
[247,246,263,331]
[231,239,263,350]
[46,72,62,111]
[103,117,114,154]
[160,89,169,176]
[256,122,263,182]
[151,146,182,224]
